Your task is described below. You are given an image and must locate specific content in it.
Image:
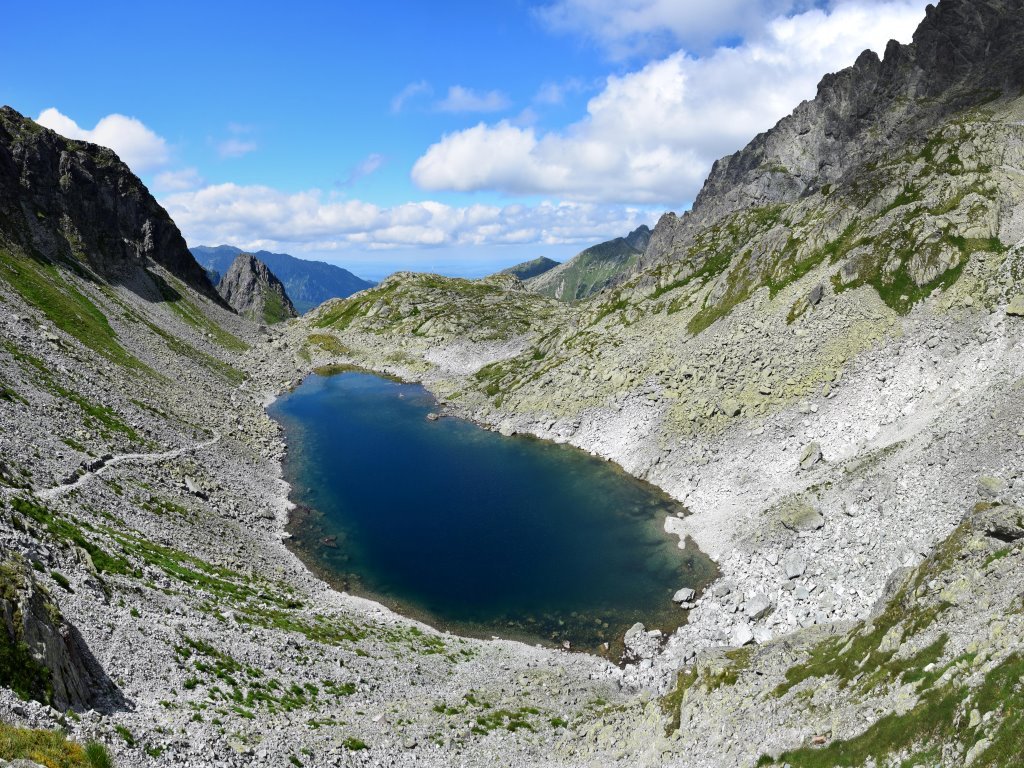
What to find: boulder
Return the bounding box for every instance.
[808,284,824,306]
[783,554,807,580]
[978,476,1007,499]
[779,498,825,532]
[799,442,823,470]
[719,399,742,418]
[745,593,773,621]
[731,625,754,647]
[1006,295,1024,317]
[672,588,696,604]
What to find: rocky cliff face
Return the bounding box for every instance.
[0,549,123,712]
[216,252,298,324]
[527,225,651,301]
[639,0,1024,273]
[0,106,222,305]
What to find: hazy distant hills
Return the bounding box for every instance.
[191,245,375,314]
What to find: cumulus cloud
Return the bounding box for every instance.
[161,182,655,253]
[412,1,926,204]
[35,108,170,171]
[435,86,511,113]
[391,80,433,113]
[537,0,809,57]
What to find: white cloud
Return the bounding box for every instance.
[391,80,433,113]
[162,182,655,253]
[412,1,927,205]
[338,153,386,187]
[537,0,804,57]
[436,86,511,113]
[217,138,258,159]
[35,108,170,172]
[152,167,204,192]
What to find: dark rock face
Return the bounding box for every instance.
[0,105,222,304]
[640,0,1024,270]
[217,253,298,324]
[0,550,126,713]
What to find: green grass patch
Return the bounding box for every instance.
[306,333,351,356]
[11,496,134,576]
[761,652,1024,768]
[660,668,699,735]
[0,722,112,768]
[0,246,144,370]
[262,290,292,324]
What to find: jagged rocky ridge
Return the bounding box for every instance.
[216,253,298,325]
[639,0,1024,275]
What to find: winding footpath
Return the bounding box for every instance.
[30,431,222,502]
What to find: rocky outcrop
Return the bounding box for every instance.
[0,106,223,305]
[217,253,298,324]
[639,0,1024,272]
[527,225,651,301]
[0,550,123,712]
[192,245,375,314]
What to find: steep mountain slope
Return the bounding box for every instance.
[216,252,298,325]
[192,244,375,313]
[495,256,560,281]
[526,225,650,301]
[638,0,1024,277]
[0,107,223,307]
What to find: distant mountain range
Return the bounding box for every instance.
[190,245,375,314]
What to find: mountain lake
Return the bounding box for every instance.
[270,370,716,655]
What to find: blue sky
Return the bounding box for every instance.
[2,0,927,279]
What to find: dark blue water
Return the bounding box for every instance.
[270,371,715,653]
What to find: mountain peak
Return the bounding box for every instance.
[216,252,298,325]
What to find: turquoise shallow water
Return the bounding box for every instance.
[270,371,716,653]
